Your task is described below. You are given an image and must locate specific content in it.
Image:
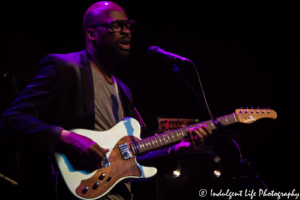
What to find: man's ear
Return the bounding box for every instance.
[86,28,96,40]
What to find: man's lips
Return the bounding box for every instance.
[119,38,131,50]
[119,43,130,50]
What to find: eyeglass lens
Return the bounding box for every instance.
[111,21,135,32]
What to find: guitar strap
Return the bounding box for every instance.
[116,79,146,130]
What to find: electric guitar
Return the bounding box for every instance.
[54,108,277,199]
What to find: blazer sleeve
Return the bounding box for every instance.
[136,147,177,174]
[0,64,64,153]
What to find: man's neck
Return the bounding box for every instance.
[87,48,116,78]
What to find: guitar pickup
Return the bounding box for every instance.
[118,143,132,160]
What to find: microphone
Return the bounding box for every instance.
[148,46,191,63]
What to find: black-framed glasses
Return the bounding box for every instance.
[89,19,136,33]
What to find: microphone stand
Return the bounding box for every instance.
[171,64,210,116]
[171,63,270,191]
[0,72,21,187]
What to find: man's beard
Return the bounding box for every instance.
[94,38,131,61]
[114,36,131,59]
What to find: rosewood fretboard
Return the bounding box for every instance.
[130,113,237,154]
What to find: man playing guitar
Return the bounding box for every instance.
[0,1,211,199]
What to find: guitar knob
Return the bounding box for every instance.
[99,173,106,180]
[93,182,99,189]
[82,187,88,194]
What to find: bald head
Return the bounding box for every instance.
[83,1,126,34]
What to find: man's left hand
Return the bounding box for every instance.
[168,124,212,158]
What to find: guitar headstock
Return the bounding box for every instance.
[234,107,277,124]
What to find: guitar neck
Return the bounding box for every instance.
[130,113,237,155]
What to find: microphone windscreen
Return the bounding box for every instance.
[147,46,160,55]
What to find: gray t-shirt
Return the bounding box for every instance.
[91,65,132,200]
[91,65,124,131]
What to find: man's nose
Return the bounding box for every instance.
[121,25,130,34]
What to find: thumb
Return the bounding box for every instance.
[103,148,110,152]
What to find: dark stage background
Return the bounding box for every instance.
[0,1,299,199]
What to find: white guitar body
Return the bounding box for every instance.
[53,108,278,199]
[54,118,157,199]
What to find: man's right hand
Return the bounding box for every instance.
[57,130,109,171]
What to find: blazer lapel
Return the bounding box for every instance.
[79,50,95,130]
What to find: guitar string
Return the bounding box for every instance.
[134,111,272,152]
[137,114,237,143]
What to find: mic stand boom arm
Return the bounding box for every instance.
[171,64,212,119]
[171,63,270,191]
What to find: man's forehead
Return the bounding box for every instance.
[92,5,127,22]
[83,1,127,33]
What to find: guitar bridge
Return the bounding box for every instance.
[118,143,132,160]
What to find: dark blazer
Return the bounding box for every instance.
[0,49,138,152]
[0,49,175,199]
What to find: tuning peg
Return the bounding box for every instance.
[251,107,253,109]
[257,107,259,109]
[263,107,265,109]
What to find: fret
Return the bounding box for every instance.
[171,133,175,142]
[158,136,163,146]
[154,138,158,148]
[180,130,184,139]
[139,141,144,152]
[131,143,137,154]
[143,141,147,151]
[162,135,166,144]
[143,141,147,150]
[225,117,230,124]
[176,132,180,140]
[170,133,173,141]
[136,142,141,152]
[233,113,237,122]
[164,135,169,143]
[139,140,146,151]
[165,134,169,142]
[166,134,171,142]
[151,139,155,148]
[154,137,159,148]
[144,141,149,150]
[138,141,143,151]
